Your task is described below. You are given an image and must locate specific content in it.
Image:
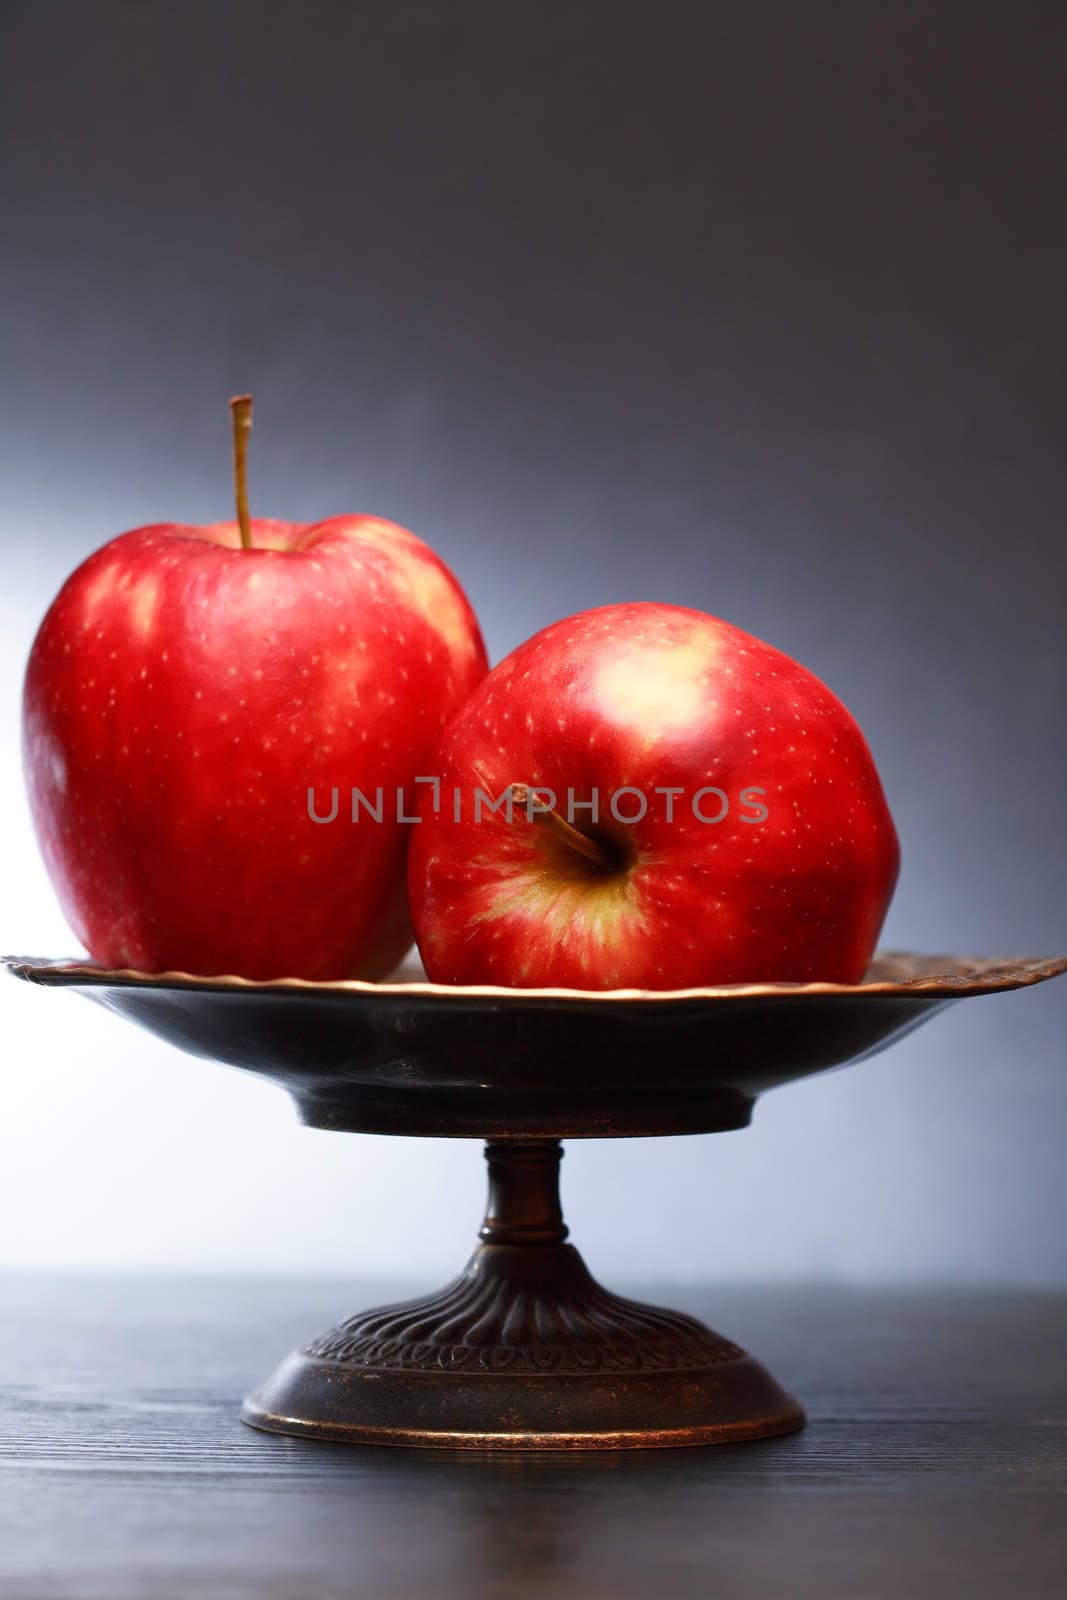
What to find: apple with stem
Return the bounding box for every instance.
[408,603,899,988]
[23,397,487,979]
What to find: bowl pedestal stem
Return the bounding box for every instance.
[242,1139,805,1449]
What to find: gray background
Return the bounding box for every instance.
[1,0,1064,1284]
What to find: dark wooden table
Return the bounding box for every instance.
[1,1277,1064,1598]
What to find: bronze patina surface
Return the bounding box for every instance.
[8,951,1066,1448]
[243,1141,804,1448]
[7,952,1065,1139]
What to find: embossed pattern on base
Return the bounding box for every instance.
[242,1142,804,1449]
[303,1243,745,1376]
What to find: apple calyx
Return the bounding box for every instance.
[229,394,254,549]
[507,783,619,874]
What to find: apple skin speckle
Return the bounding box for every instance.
[408,602,899,990]
[23,515,487,980]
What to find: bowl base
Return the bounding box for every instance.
[242,1143,804,1450]
[242,1349,804,1451]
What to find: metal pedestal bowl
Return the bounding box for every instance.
[9,951,1065,1450]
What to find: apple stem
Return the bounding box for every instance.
[229,394,254,550]
[507,784,616,872]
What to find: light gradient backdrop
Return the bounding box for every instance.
[2,0,1064,1285]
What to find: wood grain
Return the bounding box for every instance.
[1,1278,1065,1598]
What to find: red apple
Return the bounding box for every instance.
[23,398,487,979]
[408,603,899,988]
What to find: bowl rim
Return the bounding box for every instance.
[5,951,1067,1004]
